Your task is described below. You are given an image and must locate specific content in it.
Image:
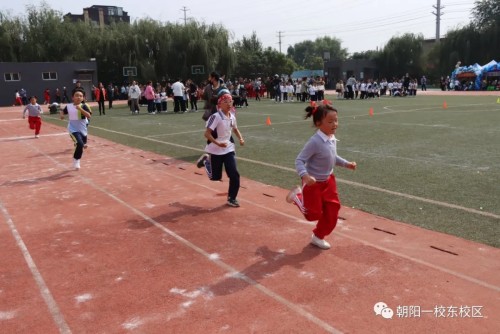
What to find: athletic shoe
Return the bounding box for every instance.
[286,186,302,203]
[73,159,81,170]
[310,234,331,249]
[196,154,209,168]
[35,135,39,138]
[227,199,240,207]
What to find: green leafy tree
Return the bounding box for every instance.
[233,32,265,78]
[376,33,424,78]
[287,36,347,69]
[0,12,24,61]
[349,50,380,60]
[472,0,500,30]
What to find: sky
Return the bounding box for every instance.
[3,0,475,54]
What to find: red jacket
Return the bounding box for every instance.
[95,87,107,101]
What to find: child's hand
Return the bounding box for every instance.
[302,174,316,186]
[348,161,357,170]
[216,141,228,148]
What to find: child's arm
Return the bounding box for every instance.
[77,105,92,118]
[204,127,226,147]
[22,106,27,119]
[60,106,67,120]
[232,128,244,146]
[336,155,356,170]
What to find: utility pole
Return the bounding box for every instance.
[432,0,444,43]
[180,6,189,25]
[277,31,284,53]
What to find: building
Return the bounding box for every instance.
[323,59,378,89]
[0,61,98,106]
[64,5,130,27]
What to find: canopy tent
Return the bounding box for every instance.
[451,60,498,90]
[481,60,499,77]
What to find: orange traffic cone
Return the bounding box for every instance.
[266,116,271,125]
[442,101,448,109]
[369,107,374,116]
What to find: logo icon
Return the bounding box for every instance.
[374,301,393,319]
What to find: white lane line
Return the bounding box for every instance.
[0,203,72,334]
[84,125,500,219]
[41,140,500,294]
[0,132,67,141]
[0,119,25,122]
[32,147,342,334]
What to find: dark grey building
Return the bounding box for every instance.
[64,5,130,27]
[0,61,98,106]
[324,59,378,89]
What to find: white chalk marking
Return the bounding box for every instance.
[208,253,220,260]
[0,203,72,333]
[0,310,17,320]
[122,317,143,330]
[75,293,92,304]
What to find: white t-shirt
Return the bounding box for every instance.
[172,81,185,97]
[128,84,141,99]
[204,110,237,155]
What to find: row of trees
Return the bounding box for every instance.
[1,1,498,85]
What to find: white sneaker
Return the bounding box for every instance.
[310,234,331,249]
[73,159,81,170]
[35,135,39,138]
[286,186,302,203]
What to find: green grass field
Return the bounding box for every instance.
[44,94,500,247]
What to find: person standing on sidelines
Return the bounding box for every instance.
[202,72,227,121]
[22,96,43,138]
[60,89,92,170]
[172,78,186,113]
[286,101,357,249]
[144,81,156,114]
[95,82,107,115]
[196,92,245,207]
[128,80,141,114]
[107,83,115,109]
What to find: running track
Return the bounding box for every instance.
[0,102,499,333]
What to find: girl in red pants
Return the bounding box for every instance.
[22,96,43,138]
[286,102,357,249]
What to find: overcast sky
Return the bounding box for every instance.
[4,0,475,54]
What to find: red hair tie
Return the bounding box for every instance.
[322,99,332,106]
[310,101,318,114]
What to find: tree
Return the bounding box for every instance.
[349,50,380,61]
[0,12,24,61]
[376,33,424,78]
[472,0,500,30]
[260,47,296,77]
[287,36,347,69]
